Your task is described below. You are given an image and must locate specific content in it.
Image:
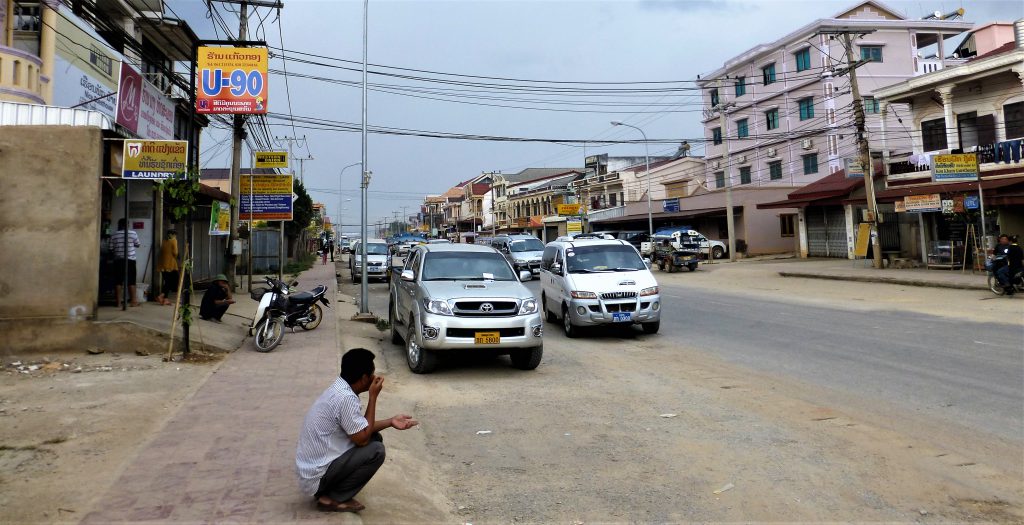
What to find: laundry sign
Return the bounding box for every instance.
[902,194,942,212]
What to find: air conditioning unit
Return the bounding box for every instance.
[801,139,814,150]
[767,148,777,157]
[712,161,721,169]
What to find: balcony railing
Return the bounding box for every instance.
[587,205,626,222]
[886,139,1024,178]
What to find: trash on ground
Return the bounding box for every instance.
[713,482,735,494]
[659,413,677,418]
[86,347,104,355]
[475,430,492,435]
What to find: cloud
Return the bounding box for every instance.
[639,0,755,13]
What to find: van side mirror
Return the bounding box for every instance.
[551,262,562,275]
[519,270,532,282]
[643,258,652,269]
[400,269,415,282]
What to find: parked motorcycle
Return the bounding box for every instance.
[986,255,1023,296]
[250,277,331,352]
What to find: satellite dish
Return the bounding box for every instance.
[933,10,942,18]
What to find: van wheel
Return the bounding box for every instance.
[542,294,557,323]
[562,305,579,338]
[510,346,543,370]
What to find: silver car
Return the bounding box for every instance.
[389,243,544,373]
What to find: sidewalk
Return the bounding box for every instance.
[79,262,346,524]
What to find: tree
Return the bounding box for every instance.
[286,180,315,257]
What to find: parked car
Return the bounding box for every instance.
[389,243,544,373]
[349,238,390,283]
[491,234,545,279]
[540,238,661,337]
[641,229,727,259]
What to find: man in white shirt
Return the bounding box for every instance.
[296,348,418,513]
[108,218,141,307]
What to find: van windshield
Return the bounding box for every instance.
[566,245,645,273]
[358,243,388,255]
[510,239,544,252]
[422,252,517,281]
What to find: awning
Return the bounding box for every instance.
[758,170,871,209]
[875,177,1024,202]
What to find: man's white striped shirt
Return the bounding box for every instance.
[295,377,368,496]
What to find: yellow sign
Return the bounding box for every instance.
[566,218,583,234]
[557,204,582,216]
[255,151,288,168]
[903,194,942,212]
[854,223,871,257]
[209,201,230,236]
[122,140,188,179]
[933,153,978,182]
[196,46,269,114]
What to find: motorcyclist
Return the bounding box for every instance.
[993,234,1023,296]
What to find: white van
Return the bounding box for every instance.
[539,239,661,337]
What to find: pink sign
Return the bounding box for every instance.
[116,62,175,140]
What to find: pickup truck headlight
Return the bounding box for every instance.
[422,298,453,316]
[518,298,538,315]
[570,291,597,299]
[640,286,659,297]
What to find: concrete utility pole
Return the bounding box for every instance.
[225,1,250,291]
[715,78,738,262]
[356,0,371,317]
[840,31,883,269]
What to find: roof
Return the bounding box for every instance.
[502,168,583,184]
[200,168,280,180]
[971,41,1017,61]
[471,183,491,195]
[757,170,873,209]
[421,243,499,254]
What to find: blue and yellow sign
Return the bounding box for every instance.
[241,174,294,221]
[933,153,978,182]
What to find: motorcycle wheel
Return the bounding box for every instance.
[254,315,285,352]
[988,274,1006,296]
[301,304,324,331]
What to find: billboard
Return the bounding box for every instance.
[116,62,175,140]
[240,174,294,221]
[933,153,978,182]
[196,46,269,114]
[902,194,942,212]
[122,140,188,179]
[557,203,581,216]
[209,201,230,235]
[255,151,288,168]
[52,11,121,120]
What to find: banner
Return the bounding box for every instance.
[122,140,188,179]
[241,174,294,221]
[116,62,175,140]
[209,201,230,235]
[557,203,581,216]
[902,194,941,212]
[933,153,978,182]
[196,46,269,114]
[255,151,288,168]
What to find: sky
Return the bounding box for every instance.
[167,0,1022,234]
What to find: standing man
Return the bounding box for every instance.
[109,218,141,307]
[296,349,418,513]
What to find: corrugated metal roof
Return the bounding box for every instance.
[0,102,113,129]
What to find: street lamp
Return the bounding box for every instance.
[610,121,652,239]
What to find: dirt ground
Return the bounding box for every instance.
[0,349,220,524]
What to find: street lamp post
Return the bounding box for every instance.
[610,121,652,239]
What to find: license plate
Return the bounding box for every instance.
[612,312,632,323]
[531,268,540,274]
[475,331,501,344]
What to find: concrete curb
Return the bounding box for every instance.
[778,271,989,291]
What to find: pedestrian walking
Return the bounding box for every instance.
[109,218,141,307]
[156,229,179,306]
[296,348,419,513]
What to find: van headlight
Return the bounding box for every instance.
[640,286,659,297]
[570,291,597,299]
[422,298,453,316]
[518,298,538,315]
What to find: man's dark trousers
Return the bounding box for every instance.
[315,433,385,502]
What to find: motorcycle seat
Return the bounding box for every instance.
[290,291,316,304]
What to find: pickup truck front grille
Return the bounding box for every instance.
[452,300,518,317]
[446,327,525,338]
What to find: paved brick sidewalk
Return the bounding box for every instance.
[80,262,352,524]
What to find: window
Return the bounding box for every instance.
[736,118,749,138]
[827,108,836,125]
[921,118,948,151]
[798,97,814,120]
[739,166,751,185]
[794,48,811,72]
[709,88,719,108]
[609,193,617,206]
[769,160,783,180]
[1004,101,1024,140]
[712,127,722,145]
[802,153,819,175]
[735,77,746,97]
[779,215,796,237]
[765,108,779,130]
[828,134,839,156]
[714,171,725,188]
[12,60,20,85]
[762,63,776,85]
[860,46,883,62]
[863,97,880,114]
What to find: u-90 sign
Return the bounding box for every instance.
[196,46,268,114]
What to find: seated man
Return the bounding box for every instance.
[199,274,235,322]
[296,348,418,513]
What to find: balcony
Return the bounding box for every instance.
[886,139,1024,181]
[587,206,626,222]
[914,57,966,76]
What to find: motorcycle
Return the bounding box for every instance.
[986,255,1023,296]
[250,277,331,352]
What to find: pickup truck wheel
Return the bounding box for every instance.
[351,270,358,284]
[389,299,402,344]
[689,263,698,272]
[406,321,437,374]
[510,346,543,370]
[542,294,557,323]
[562,305,579,338]
[712,246,725,259]
[641,320,660,334]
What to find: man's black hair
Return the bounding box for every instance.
[999,234,1010,241]
[117,218,127,230]
[340,348,375,385]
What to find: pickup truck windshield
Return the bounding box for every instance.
[566,245,645,273]
[510,239,544,252]
[421,252,517,281]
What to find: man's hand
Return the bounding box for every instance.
[369,375,384,398]
[391,414,418,430]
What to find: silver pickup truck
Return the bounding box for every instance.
[388,243,544,373]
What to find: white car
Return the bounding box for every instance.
[350,238,390,283]
[540,239,661,337]
[641,230,728,259]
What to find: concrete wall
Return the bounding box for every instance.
[0,125,102,320]
[679,187,798,254]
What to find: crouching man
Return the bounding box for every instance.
[295,348,418,513]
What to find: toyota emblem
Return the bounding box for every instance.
[479,303,494,312]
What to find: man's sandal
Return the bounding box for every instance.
[316,499,364,513]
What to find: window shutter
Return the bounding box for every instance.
[976,114,996,146]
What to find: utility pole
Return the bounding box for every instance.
[295,154,313,184]
[840,31,883,269]
[225,1,250,292]
[715,78,738,262]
